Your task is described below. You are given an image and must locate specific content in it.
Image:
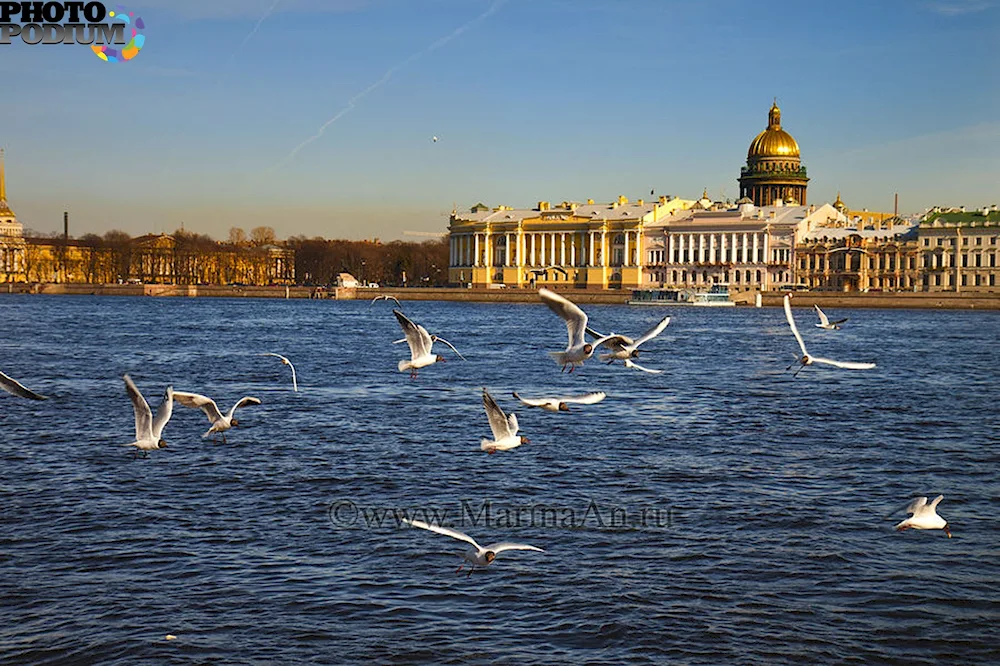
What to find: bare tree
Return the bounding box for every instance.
[228,227,247,245]
[250,226,276,246]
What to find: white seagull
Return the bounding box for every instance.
[539,287,610,372]
[481,388,529,453]
[512,391,606,412]
[814,305,848,330]
[586,315,670,373]
[260,353,297,392]
[393,309,464,378]
[123,374,173,456]
[370,294,402,309]
[784,295,875,375]
[401,517,544,577]
[0,369,47,401]
[894,495,952,537]
[172,391,261,442]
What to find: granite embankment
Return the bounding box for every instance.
[3,282,999,309]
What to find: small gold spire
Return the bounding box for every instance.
[0,148,6,202]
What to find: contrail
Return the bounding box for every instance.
[228,0,285,67]
[271,0,507,171]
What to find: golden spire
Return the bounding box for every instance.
[768,99,781,129]
[0,148,6,203]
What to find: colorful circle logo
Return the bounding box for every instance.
[91,5,145,63]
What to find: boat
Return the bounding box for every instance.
[690,283,735,307]
[628,283,735,307]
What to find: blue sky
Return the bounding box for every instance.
[1,0,997,240]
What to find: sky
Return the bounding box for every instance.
[1,0,997,241]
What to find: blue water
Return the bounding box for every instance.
[1,294,998,665]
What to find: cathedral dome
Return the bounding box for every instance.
[747,101,800,159]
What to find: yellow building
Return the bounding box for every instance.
[448,195,692,289]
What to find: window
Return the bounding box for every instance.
[976,237,982,246]
[962,237,969,245]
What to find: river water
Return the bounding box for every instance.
[1,295,998,664]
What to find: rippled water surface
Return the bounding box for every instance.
[1,294,998,665]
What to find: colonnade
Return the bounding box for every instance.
[449,229,642,269]
[659,231,770,266]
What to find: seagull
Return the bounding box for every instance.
[784,294,875,375]
[539,287,610,372]
[0,369,47,400]
[172,391,261,443]
[814,305,848,330]
[393,309,464,377]
[586,315,670,373]
[432,136,439,142]
[481,387,529,453]
[893,495,952,537]
[401,517,544,577]
[512,391,606,412]
[259,353,297,392]
[123,374,173,456]
[370,294,402,309]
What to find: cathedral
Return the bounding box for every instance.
[738,101,809,207]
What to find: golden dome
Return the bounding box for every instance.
[747,101,800,159]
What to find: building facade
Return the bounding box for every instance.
[447,195,692,289]
[0,149,26,282]
[738,101,809,207]
[918,207,1000,292]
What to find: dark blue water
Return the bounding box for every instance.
[1,294,998,665]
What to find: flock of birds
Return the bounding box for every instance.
[1,289,951,576]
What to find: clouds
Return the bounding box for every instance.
[924,0,995,15]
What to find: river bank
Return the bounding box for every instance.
[3,282,999,309]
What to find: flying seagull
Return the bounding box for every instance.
[512,391,606,412]
[260,353,297,392]
[814,304,848,330]
[393,309,464,378]
[370,294,402,309]
[481,387,529,453]
[401,517,544,577]
[173,391,261,443]
[893,495,952,537]
[586,315,670,373]
[784,294,875,375]
[0,369,47,401]
[123,374,173,456]
[539,288,610,372]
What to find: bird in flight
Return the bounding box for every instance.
[393,310,464,378]
[260,353,297,392]
[173,391,262,443]
[512,391,606,412]
[783,295,875,375]
[122,374,173,457]
[401,517,544,577]
[539,288,610,372]
[814,305,848,330]
[0,369,47,401]
[481,388,529,453]
[586,315,670,373]
[892,495,952,538]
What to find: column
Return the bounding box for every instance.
[474,234,481,267]
[600,231,608,266]
[698,234,705,264]
[560,233,567,266]
[570,234,576,267]
[589,232,596,266]
[752,233,759,264]
[668,234,675,264]
[551,233,557,265]
[732,233,739,264]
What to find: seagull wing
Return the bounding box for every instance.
[814,305,830,327]
[261,353,297,390]
[394,309,431,359]
[403,518,481,550]
[512,391,550,408]
[482,388,512,440]
[809,356,876,370]
[172,391,225,424]
[506,411,519,436]
[905,496,929,516]
[124,374,153,440]
[483,542,545,555]
[0,370,47,400]
[631,316,671,348]
[539,288,588,348]
[830,318,849,325]
[560,391,607,405]
[597,334,631,352]
[227,396,262,419]
[432,335,467,361]
[151,386,173,439]
[929,495,945,511]
[783,295,808,357]
[624,358,663,374]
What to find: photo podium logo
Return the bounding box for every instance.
[0,2,145,62]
